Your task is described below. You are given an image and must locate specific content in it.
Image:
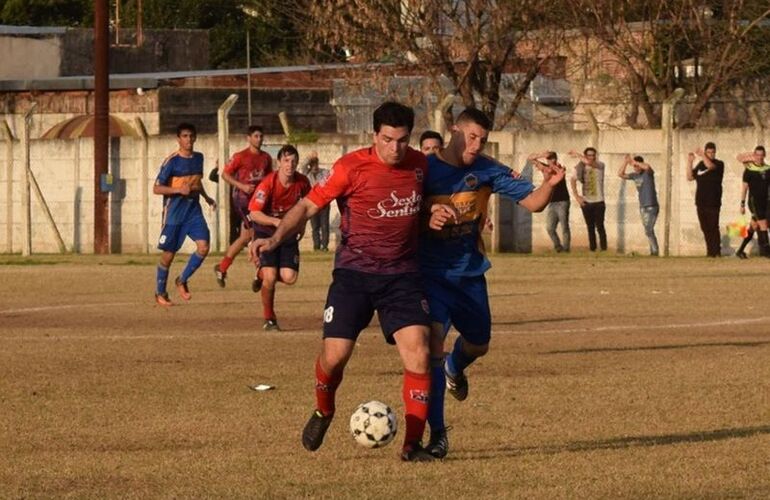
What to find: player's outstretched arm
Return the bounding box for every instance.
[518,165,565,213]
[251,198,320,257]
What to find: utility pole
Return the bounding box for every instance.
[94,0,110,254]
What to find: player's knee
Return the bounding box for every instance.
[197,243,210,256]
[280,270,298,285]
[465,341,489,358]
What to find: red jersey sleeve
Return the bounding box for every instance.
[223,152,242,176]
[306,160,351,208]
[248,174,273,212]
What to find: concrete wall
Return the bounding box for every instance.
[0,126,766,255]
[0,36,62,79]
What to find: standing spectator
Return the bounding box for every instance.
[736,146,770,256]
[530,150,570,252]
[213,126,273,290]
[153,123,216,306]
[301,151,331,251]
[686,142,724,257]
[419,130,443,155]
[569,147,607,251]
[618,155,659,256]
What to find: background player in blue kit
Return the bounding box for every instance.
[153,123,217,306]
[421,108,565,458]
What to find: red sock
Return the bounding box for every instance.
[219,256,234,272]
[402,369,431,448]
[315,357,342,417]
[261,285,275,320]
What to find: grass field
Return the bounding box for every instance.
[2,252,770,498]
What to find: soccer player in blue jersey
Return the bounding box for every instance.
[153,123,217,306]
[420,108,565,458]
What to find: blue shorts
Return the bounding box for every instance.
[323,269,430,345]
[157,214,210,252]
[423,273,491,346]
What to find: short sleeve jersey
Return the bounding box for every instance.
[626,169,659,207]
[693,159,724,208]
[155,152,205,225]
[306,146,427,275]
[248,171,311,236]
[224,148,273,206]
[419,153,534,278]
[574,161,606,203]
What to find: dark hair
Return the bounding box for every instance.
[419,130,443,146]
[633,155,644,163]
[247,125,264,135]
[456,107,492,131]
[276,144,299,160]
[584,147,597,156]
[704,142,716,150]
[176,122,196,136]
[373,101,415,133]
[755,145,766,154]
[546,151,557,160]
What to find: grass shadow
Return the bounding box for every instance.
[542,340,770,355]
[452,423,770,460]
[495,316,590,327]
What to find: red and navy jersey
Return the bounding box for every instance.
[224,148,273,206]
[306,146,427,274]
[249,171,311,235]
[155,151,205,226]
[419,153,534,278]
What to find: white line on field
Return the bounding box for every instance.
[498,316,770,336]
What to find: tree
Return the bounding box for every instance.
[567,0,770,128]
[286,0,567,129]
[0,0,91,26]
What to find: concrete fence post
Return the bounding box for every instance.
[661,88,686,257]
[1,119,14,253]
[216,94,239,252]
[134,117,150,253]
[20,103,36,256]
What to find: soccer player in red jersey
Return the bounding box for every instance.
[214,126,273,290]
[251,102,436,461]
[248,145,311,330]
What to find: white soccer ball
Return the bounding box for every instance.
[349,400,397,448]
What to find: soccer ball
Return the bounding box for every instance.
[349,400,397,448]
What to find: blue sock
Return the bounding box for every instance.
[446,336,477,377]
[428,356,446,432]
[180,252,206,283]
[156,265,169,295]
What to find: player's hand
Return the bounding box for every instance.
[576,195,586,207]
[544,164,566,187]
[178,184,191,196]
[249,237,277,262]
[242,184,255,194]
[687,152,696,162]
[740,206,746,215]
[510,169,521,179]
[206,197,217,210]
[429,203,458,230]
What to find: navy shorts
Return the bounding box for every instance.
[423,273,491,346]
[232,196,252,228]
[157,214,210,252]
[322,269,431,345]
[259,239,300,270]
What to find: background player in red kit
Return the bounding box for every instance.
[214,125,273,290]
[248,145,310,331]
[251,102,436,461]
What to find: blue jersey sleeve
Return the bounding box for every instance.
[491,165,534,202]
[156,159,174,186]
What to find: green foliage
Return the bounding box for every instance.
[0,0,91,26]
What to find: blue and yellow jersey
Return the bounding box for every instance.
[155,152,205,226]
[419,153,534,278]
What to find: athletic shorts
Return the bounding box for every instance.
[232,196,252,227]
[423,273,491,346]
[259,239,300,270]
[322,268,431,345]
[157,214,210,252]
